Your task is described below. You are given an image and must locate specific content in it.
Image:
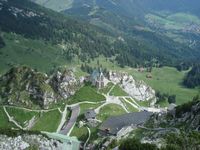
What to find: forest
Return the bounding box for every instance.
[184,64,200,88]
[0,0,199,69]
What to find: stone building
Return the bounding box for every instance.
[84,109,98,127]
[90,69,106,89]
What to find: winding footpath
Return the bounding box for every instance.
[122,97,140,110]
[3,105,59,113]
[3,106,23,129]
[138,125,180,133]
[84,127,91,150]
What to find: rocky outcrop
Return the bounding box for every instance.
[0,66,55,109]
[150,99,200,131]
[50,70,78,99]
[0,66,79,109]
[172,100,200,131]
[0,134,63,150]
[109,71,156,102]
[136,99,200,149]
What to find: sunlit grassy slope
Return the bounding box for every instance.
[0,32,81,75]
[130,67,199,105]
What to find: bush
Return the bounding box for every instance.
[175,95,199,117]
[119,138,157,150]
[168,95,176,104]
[0,128,44,137]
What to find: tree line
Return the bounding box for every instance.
[183,64,200,88]
[0,0,196,68]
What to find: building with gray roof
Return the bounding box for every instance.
[84,109,96,120]
[99,111,153,136]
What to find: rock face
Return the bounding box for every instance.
[0,66,79,109]
[109,71,156,101]
[51,70,78,99]
[0,66,56,109]
[138,99,200,149]
[0,134,63,150]
[151,99,200,131]
[171,100,200,131]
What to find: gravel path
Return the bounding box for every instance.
[122,97,140,110]
[4,105,59,112]
[84,127,91,150]
[3,106,23,129]
[95,96,129,114]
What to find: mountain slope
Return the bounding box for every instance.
[1,0,199,75]
[119,96,200,149]
[62,0,200,50]
[31,0,200,65]
[0,66,78,109]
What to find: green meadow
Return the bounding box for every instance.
[0,107,16,128]
[97,104,126,121]
[69,85,106,104]
[5,107,39,127]
[130,67,199,105]
[0,32,81,75]
[110,84,128,96]
[31,109,61,132]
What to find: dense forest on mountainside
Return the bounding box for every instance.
[0,0,156,68]
[33,0,200,65]
[184,64,200,88]
[0,0,199,73]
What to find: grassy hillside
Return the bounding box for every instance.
[69,85,106,104]
[27,0,200,69]
[60,0,200,62]
[31,109,61,132]
[0,32,69,74]
[110,84,128,96]
[32,0,73,11]
[5,107,40,127]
